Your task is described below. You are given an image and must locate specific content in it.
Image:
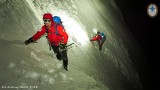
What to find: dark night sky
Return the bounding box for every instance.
[111,0,159,90]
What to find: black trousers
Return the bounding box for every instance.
[51,45,68,67]
[97,38,106,51]
[51,45,59,54]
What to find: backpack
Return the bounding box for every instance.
[99,32,106,41]
[53,16,64,35]
[53,16,62,24]
[46,16,63,35]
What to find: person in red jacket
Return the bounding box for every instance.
[24,13,69,71]
[90,31,106,51]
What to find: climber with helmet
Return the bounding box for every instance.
[24,13,69,71]
[90,31,106,51]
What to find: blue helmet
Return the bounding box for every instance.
[53,16,61,24]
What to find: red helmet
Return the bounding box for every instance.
[43,13,53,21]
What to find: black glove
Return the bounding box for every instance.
[59,44,67,51]
[24,38,34,45]
[60,44,66,49]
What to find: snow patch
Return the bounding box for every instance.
[23,71,55,85]
[59,72,67,81]
[20,60,31,66]
[15,69,27,78]
[24,71,40,80]
[41,74,55,85]
[47,68,55,73]
[20,83,28,87]
[36,50,41,53]
[8,62,16,69]
[56,62,62,68]
[68,77,73,81]
[44,63,48,67]
[30,51,41,61]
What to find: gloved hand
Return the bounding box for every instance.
[24,38,34,45]
[60,44,66,49]
[59,43,67,52]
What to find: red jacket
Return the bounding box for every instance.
[32,24,68,46]
[90,34,102,41]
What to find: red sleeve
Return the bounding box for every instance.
[32,25,46,41]
[57,26,68,44]
[91,35,100,41]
